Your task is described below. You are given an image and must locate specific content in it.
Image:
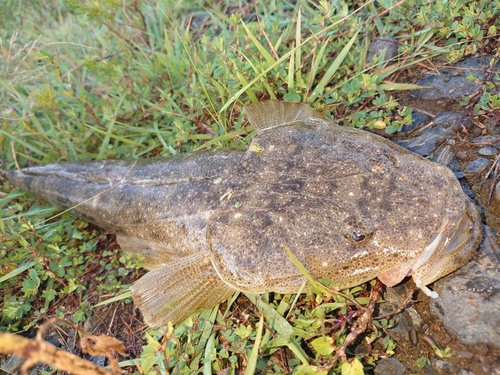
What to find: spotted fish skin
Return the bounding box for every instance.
[1,100,482,327]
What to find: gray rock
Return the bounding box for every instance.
[1,355,25,373]
[424,364,440,375]
[472,134,500,150]
[456,350,473,359]
[412,55,500,100]
[44,334,63,348]
[30,364,51,375]
[432,359,460,375]
[484,117,500,135]
[367,37,399,65]
[481,225,500,262]
[379,284,423,344]
[465,158,491,173]
[433,145,464,178]
[374,357,406,375]
[461,187,475,199]
[394,112,468,156]
[473,134,500,144]
[92,356,107,367]
[476,146,498,156]
[430,225,500,348]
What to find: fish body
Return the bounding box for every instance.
[1,100,482,327]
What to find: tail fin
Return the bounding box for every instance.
[130,252,234,327]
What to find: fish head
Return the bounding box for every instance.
[299,137,483,298]
[208,100,483,297]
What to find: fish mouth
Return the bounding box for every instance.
[411,195,482,297]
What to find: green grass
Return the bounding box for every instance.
[1,0,499,374]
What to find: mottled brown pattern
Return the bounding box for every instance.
[1,100,482,327]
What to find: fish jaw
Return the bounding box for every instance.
[376,220,449,295]
[409,194,482,297]
[376,194,481,298]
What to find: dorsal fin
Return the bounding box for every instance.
[244,100,326,133]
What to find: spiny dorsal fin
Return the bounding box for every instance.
[244,100,326,133]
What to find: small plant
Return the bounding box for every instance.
[459,54,500,124]
[415,355,429,369]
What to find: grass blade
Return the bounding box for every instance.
[308,36,332,97]
[0,260,37,283]
[380,83,430,90]
[308,30,360,102]
[97,94,126,160]
[202,332,217,375]
[240,21,276,66]
[288,42,295,90]
[244,293,295,339]
[220,3,371,113]
[193,128,249,151]
[283,245,331,295]
[82,123,143,148]
[243,314,264,375]
[264,337,310,365]
[93,291,132,307]
[295,8,302,86]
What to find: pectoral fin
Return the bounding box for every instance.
[130,252,234,328]
[117,234,171,270]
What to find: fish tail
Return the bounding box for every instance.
[130,252,234,327]
[1,169,43,199]
[1,167,85,210]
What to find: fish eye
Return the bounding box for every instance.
[351,232,365,241]
[343,231,373,244]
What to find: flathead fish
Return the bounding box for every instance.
[1,100,482,327]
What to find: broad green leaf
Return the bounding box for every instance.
[341,357,365,375]
[311,336,335,355]
[294,364,328,375]
[415,356,428,369]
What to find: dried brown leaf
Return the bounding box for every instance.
[0,332,115,375]
[80,334,128,373]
